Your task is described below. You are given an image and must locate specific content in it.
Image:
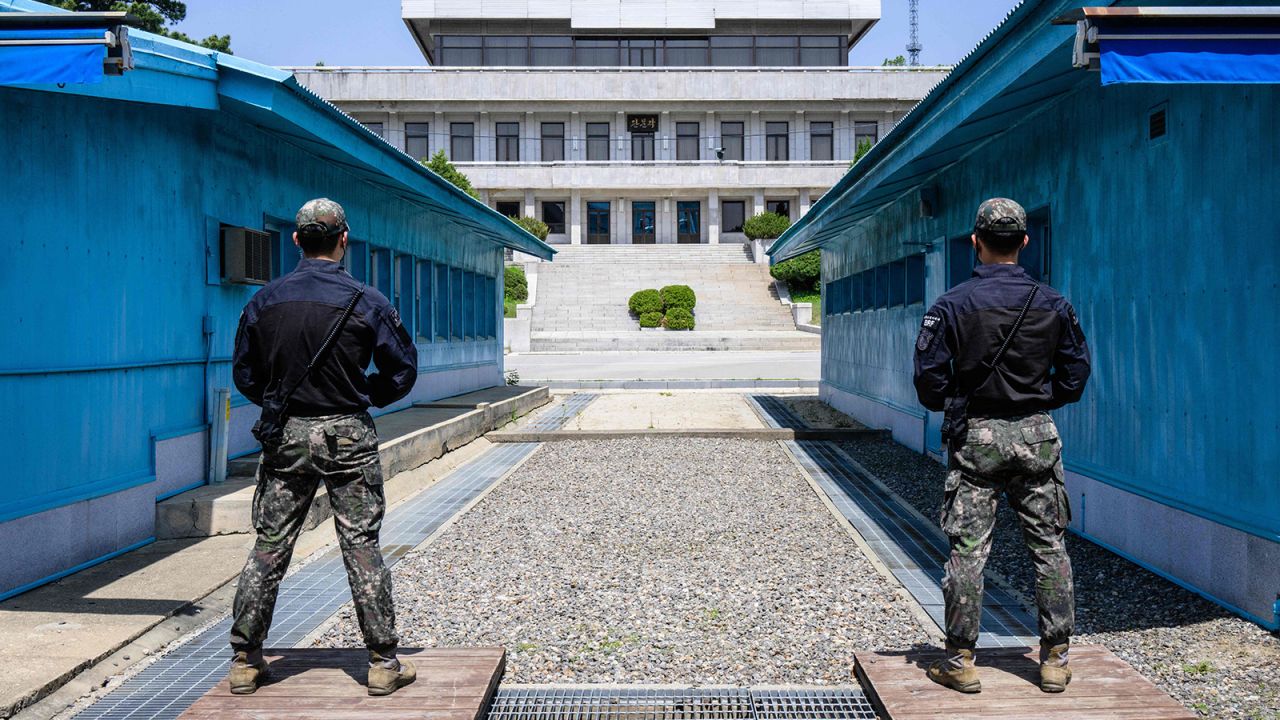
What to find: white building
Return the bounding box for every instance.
[291,1,947,248]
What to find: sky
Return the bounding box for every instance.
[171,0,1021,68]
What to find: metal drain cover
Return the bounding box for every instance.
[486,687,876,720]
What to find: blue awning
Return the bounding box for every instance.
[0,28,107,85]
[1101,37,1280,85]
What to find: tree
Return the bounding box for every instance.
[511,216,548,241]
[742,211,792,241]
[851,138,875,166]
[423,150,480,200]
[883,55,907,66]
[53,1,232,53]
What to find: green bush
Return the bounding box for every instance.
[639,311,663,328]
[512,215,549,241]
[660,284,696,310]
[664,307,695,330]
[503,297,517,318]
[770,249,821,292]
[628,288,663,316]
[504,265,528,303]
[742,212,792,241]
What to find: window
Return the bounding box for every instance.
[416,260,433,341]
[461,271,475,340]
[361,121,385,139]
[631,132,655,161]
[450,267,465,341]
[722,200,746,233]
[576,38,619,66]
[405,122,429,161]
[343,240,368,281]
[665,38,708,66]
[434,263,450,341]
[876,265,891,308]
[767,200,790,219]
[542,201,566,235]
[450,122,474,162]
[623,38,657,66]
[947,235,975,289]
[800,36,842,66]
[587,201,610,244]
[810,121,833,161]
[496,201,520,218]
[676,122,700,161]
[531,36,573,66]
[370,247,392,299]
[632,201,656,244]
[541,122,565,162]
[394,255,415,337]
[439,35,482,65]
[906,254,925,305]
[586,122,610,161]
[677,201,701,243]
[849,273,863,311]
[720,121,744,160]
[1023,208,1051,281]
[854,121,879,157]
[889,260,906,307]
[756,36,798,66]
[710,36,753,66]
[860,269,875,309]
[766,122,789,161]
[496,122,520,162]
[484,36,527,65]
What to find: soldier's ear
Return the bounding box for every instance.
[1022,234,1029,251]
[292,232,301,249]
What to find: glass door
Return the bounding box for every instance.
[677,201,701,244]
[587,201,611,244]
[632,201,656,244]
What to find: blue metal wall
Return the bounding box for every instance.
[819,77,1280,620]
[0,85,506,527]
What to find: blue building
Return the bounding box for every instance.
[0,1,554,599]
[769,1,1280,629]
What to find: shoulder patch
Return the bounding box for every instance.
[916,312,942,353]
[388,308,402,328]
[1067,305,1079,326]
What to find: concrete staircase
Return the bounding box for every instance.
[529,244,819,352]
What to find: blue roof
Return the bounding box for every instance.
[0,0,556,260]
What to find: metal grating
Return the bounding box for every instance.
[486,687,875,720]
[74,442,540,720]
[525,392,597,431]
[789,440,1037,648]
[747,395,807,430]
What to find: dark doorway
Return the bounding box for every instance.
[587,201,611,244]
[632,201,656,244]
[677,201,701,244]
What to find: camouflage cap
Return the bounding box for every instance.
[973,198,1026,235]
[296,198,348,237]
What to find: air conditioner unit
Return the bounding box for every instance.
[222,226,273,285]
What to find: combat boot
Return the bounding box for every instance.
[1040,642,1071,693]
[368,654,417,696]
[228,650,267,695]
[927,645,981,693]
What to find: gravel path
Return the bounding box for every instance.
[841,437,1280,720]
[316,437,930,684]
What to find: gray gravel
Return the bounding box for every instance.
[841,437,1280,720]
[317,437,930,684]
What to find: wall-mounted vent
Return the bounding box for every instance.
[1148,106,1168,141]
[222,226,272,285]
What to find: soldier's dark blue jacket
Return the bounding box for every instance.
[233,258,418,416]
[913,263,1091,417]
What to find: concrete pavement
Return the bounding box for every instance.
[507,350,820,384]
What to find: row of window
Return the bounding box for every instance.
[495,198,793,237]
[367,119,879,163]
[825,255,926,315]
[436,35,845,68]
[344,243,497,343]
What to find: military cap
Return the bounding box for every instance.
[296,198,348,238]
[973,197,1027,235]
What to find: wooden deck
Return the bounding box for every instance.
[855,645,1196,720]
[179,647,505,720]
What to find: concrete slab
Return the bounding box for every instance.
[506,350,820,382]
[570,392,766,431]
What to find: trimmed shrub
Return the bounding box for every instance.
[659,284,696,310]
[512,215,549,241]
[664,307,695,330]
[504,265,528,303]
[770,249,820,292]
[639,311,663,328]
[743,212,792,241]
[629,288,663,316]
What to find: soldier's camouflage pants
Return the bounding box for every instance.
[942,412,1074,650]
[230,412,397,657]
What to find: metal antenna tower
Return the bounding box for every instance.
[906,0,922,66]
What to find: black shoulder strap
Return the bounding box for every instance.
[277,284,365,412]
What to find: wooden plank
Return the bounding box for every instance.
[179,647,505,720]
[855,645,1196,720]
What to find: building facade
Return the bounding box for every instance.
[769,0,1280,629]
[292,1,947,248]
[0,1,551,599]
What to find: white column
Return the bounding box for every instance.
[753,189,766,217]
[793,110,804,162]
[750,111,762,161]
[799,189,812,218]
[660,111,671,160]
[570,111,581,159]
[616,196,627,244]
[477,112,491,162]
[839,110,851,159]
[385,110,403,152]
[708,189,720,244]
[659,197,672,244]
[616,111,627,160]
[523,190,535,219]
[706,111,717,158]
[570,189,582,245]
[434,112,446,159]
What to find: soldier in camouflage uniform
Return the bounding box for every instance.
[913,198,1091,694]
[230,199,419,696]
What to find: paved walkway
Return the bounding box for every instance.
[507,351,820,384]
